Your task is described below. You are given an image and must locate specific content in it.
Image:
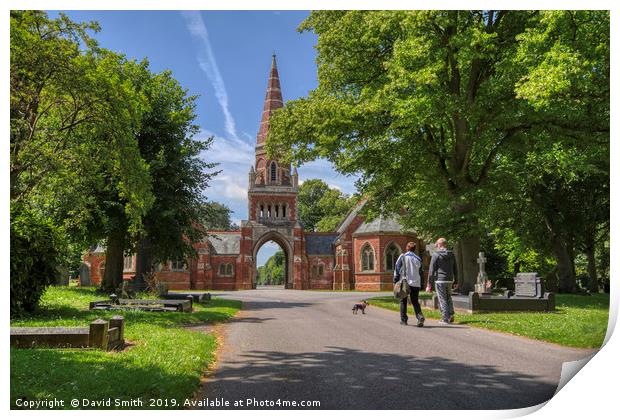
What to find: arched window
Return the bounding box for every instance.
[318,264,325,276]
[361,243,375,272]
[385,243,401,271]
[219,263,234,276]
[270,161,277,182]
[123,255,134,271]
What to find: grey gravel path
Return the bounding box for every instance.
[199,289,595,410]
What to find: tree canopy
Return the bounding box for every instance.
[297,179,357,232]
[267,10,609,292]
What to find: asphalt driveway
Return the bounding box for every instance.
[198,289,595,410]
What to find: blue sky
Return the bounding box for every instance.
[50,10,358,265]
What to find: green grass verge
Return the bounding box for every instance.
[368,293,609,348]
[10,287,241,409]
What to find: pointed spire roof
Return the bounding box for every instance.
[256,54,284,145]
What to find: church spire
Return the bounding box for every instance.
[256,54,283,145]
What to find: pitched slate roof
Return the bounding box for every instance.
[89,244,106,254]
[353,214,415,236]
[207,232,241,254]
[305,234,338,255]
[335,199,367,235]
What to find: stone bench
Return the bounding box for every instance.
[10,316,125,350]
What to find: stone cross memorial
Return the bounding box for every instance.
[514,272,544,298]
[475,252,491,293]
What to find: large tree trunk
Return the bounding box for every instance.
[455,234,480,294]
[543,211,576,293]
[101,229,125,292]
[552,240,576,293]
[545,266,559,293]
[585,245,598,293]
[134,236,154,292]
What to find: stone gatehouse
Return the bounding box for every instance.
[84,55,424,291]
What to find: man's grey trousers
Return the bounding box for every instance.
[435,282,455,321]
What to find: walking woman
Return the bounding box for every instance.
[393,242,425,327]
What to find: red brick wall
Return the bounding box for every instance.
[352,237,382,290]
[307,255,334,289]
[210,256,238,290]
[155,265,191,290]
[83,254,106,286]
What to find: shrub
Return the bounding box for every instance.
[10,205,63,317]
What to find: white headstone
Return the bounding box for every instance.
[475,252,490,293]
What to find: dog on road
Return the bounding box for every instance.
[352,300,368,314]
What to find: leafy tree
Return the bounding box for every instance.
[491,142,609,293]
[131,72,219,290]
[267,11,609,292]
[10,11,154,302]
[10,11,152,227]
[201,201,238,230]
[297,179,356,231]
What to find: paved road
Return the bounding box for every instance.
[199,289,595,410]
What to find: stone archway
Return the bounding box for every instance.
[251,230,294,289]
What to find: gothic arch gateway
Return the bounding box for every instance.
[251,231,293,289]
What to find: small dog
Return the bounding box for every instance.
[352,300,368,314]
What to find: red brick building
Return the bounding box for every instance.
[83,55,424,291]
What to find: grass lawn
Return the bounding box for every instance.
[10,287,241,409]
[368,293,609,348]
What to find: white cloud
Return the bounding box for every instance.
[211,174,248,201]
[198,130,254,167]
[181,11,240,142]
[297,158,358,195]
[197,129,253,221]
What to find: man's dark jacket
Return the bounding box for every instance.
[427,249,458,286]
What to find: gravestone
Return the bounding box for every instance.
[514,272,544,298]
[475,252,491,294]
[79,263,91,286]
[55,266,69,286]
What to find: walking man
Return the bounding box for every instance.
[428,238,457,324]
[393,242,425,327]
